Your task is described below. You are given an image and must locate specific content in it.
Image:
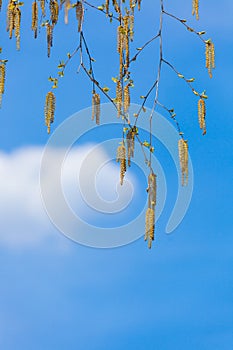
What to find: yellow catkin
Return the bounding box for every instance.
[50,0,59,26]
[7,1,15,39]
[44,91,56,134]
[64,0,71,24]
[116,80,122,118]
[126,127,136,166]
[192,0,199,20]
[76,1,84,32]
[105,0,109,14]
[138,0,141,11]
[123,16,130,69]
[112,0,120,13]
[47,23,53,57]
[39,0,46,16]
[116,144,126,185]
[32,1,38,39]
[91,91,100,125]
[129,14,134,41]
[14,6,21,50]
[178,139,188,186]
[148,173,156,209]
[205,40,215,78]
[124,84,130,113]
[117,25,123,54]
[0,62,6,106]
[198,98,206,135]
[145,208,155,249]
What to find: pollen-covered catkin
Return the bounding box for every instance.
[126,127,135,166]
[205,39,215,78]
[198,98,206,135]
[47,23,53,57]
[14,6,21,50]
[178,139,188,186]
[44,91,56,134]
[91,91,101,125]
[32,1,38,39]
[116,80,122,117]
[112,0,120,13]
[148,173,156,209]
[138,0,141,11]
[116,144,126,185]
[0,62,6,106]
[39,0,46,16]
[105,0,109,14]
[64,0,71,24]
[124,84,130,113]
[76,1,84,32]
[145,208,155,249]
[50,0,59,26]
[192,0,199,20]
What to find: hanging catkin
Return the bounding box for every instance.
[14,6,21,50]
[144,172,156,248]
[39,0,46,16]
[47,23,53,57]
[112,0,120,13]
[198,98,206,135]
[76,1,84,32]
[50,0,59,26]
[205,39,215,78]
[126,127,135,166]
[116,143,127,185]
[145,207,155,249]
[0,62,6,106]
[105,0,109,14]
[178,139,188,186]
[91,91,100,125]
[44,91,56,134]
[192,0,199,20]
[32,1,38,39]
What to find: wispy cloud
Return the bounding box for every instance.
[0,145,135,249]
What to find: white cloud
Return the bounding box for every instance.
[0,145,135,250]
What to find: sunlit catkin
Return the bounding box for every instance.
[178,139,188,186]
[124,84,130,113]
[105,0,109,14]
[116,80,122,118]
[47,23,53,57]
[32,1,38,39]
[91,91,100,125]
[50,0,59,26]
[14,6,21,50]
[44,91,56,134]
[116,143,126,185]
[0,62,6,106]
[112,0,120,13]
[192,0,199,20]
[64,0,71,24]
[148,173,156,209]
[205,39,215,78]
[138,0,141,11]
[7,1,15,40]
[198,98,206,135]
[76,1,84,32]
[145,208,155,249]
[126,127,135,166]
[39,0,46,16]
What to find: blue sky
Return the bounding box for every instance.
[0,1,233,349]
